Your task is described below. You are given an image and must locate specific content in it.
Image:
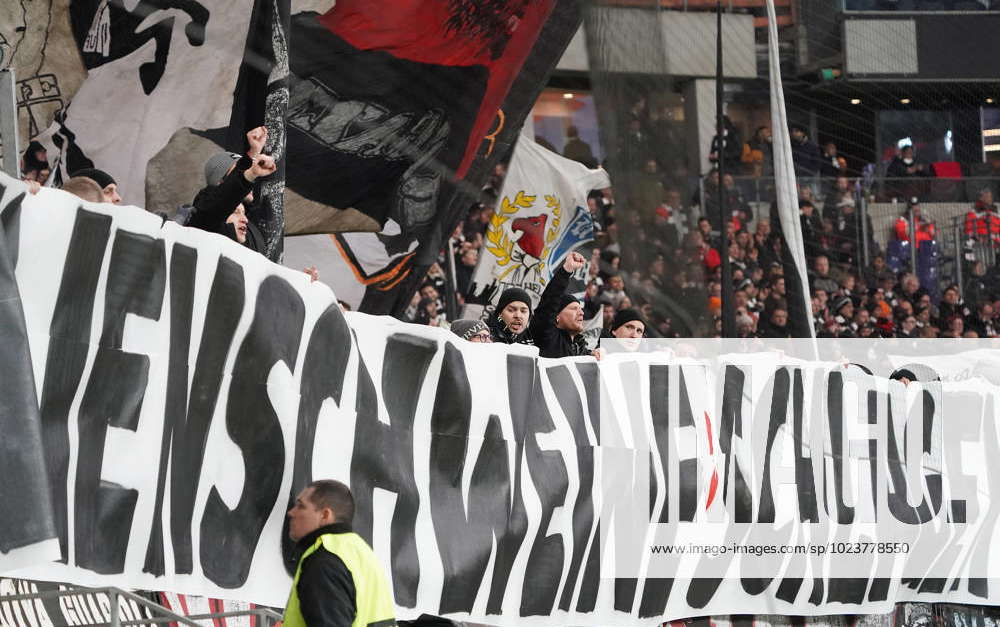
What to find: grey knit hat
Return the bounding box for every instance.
[204,152,242,186]
[451,319,490,341]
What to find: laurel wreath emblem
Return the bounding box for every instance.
[486,191,535,266]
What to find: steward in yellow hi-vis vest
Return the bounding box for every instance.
[284,480,396,627]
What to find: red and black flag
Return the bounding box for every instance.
[283,0,583,314]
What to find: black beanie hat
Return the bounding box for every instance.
[611,308,644,332]
[496,287,532,315]
[71,168,116,190]
[556,293,580,315]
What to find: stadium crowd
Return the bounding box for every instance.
[20,116,1000,351]
[407,105,1000,346]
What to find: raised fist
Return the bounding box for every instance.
[246,126,268,159]
[245,154,277,181]
[562,251,586,273]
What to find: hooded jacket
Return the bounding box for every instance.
[189,155,266,254]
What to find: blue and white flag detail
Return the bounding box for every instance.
[470,136,610,308]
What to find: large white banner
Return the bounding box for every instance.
[5,174,1000,624]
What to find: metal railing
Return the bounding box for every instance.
[696,175,1000,205]
[843,0,997,10]
[0,584,283,627]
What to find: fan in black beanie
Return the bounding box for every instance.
[488,287,534,345]
[70,168,121,204]
[610,308,645,338]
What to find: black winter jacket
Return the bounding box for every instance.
[529,267,590,359]
[487,313,534,345]
[189,155,266,254]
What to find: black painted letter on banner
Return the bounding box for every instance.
[200,274,304,587]
[76,230,166,573]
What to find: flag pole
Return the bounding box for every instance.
[717,0,736,337]
[445,235,460,321]
[764,0,816,340]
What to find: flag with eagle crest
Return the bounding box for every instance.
[469,135,609,309]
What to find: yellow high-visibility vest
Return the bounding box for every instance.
[283,532,396,627]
